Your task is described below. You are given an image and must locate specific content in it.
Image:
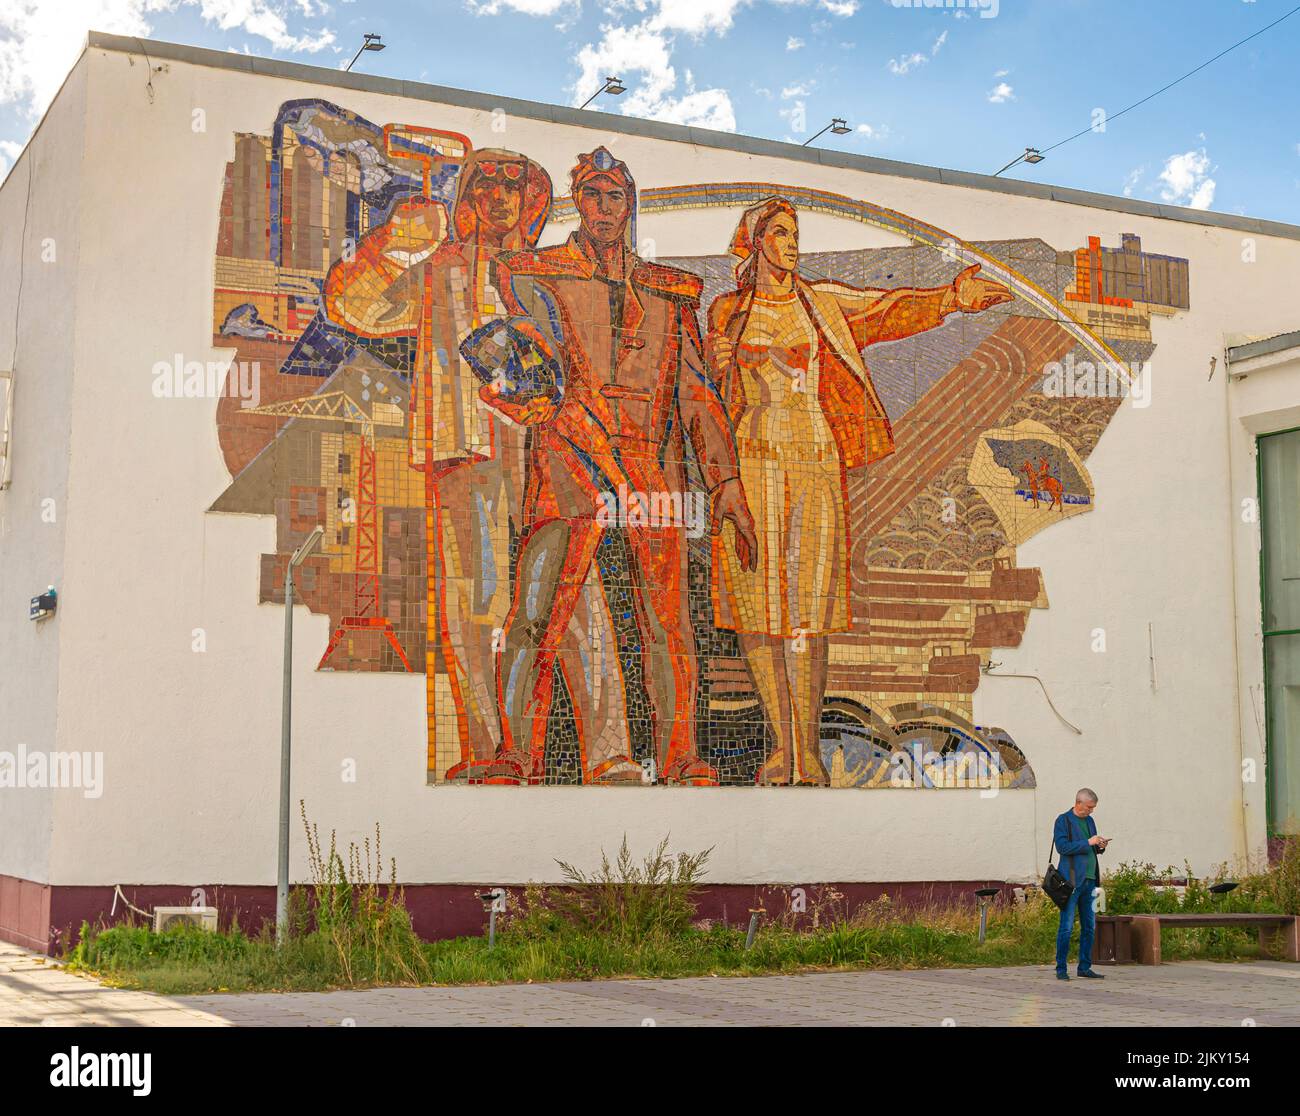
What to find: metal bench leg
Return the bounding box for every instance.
[1131,915,1161,965]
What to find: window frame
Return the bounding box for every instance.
[1258,424,1300,835]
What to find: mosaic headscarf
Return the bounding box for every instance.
[729,196,798,288]
[569,146,638,251]
[453,147,553,250]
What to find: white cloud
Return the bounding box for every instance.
[644,0,750,35]
[0,1,334,122]
[987,82,1014,104]
[1159,148,1216,210]
[573,19,735,130]
[196,1,334,53]
[888,28,946,75]
[1122,165,1144,197]
[781,81,813,97]
[561,1,862,132]
[887,51,926,75]
[0,1,174,118]
[468,0,576,13]
[0,138,24,177]
[993,68,1009,78]
[856,122,888,140]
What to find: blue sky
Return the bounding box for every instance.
[2,0,1298,221]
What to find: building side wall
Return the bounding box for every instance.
[34,45,1300,894]
[0,60,88,900]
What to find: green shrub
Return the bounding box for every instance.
[543,834,711,941]
[297,801,430,985]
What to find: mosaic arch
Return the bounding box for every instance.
[209,99,1191,790]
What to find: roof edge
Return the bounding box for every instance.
[85,30,1300,242]
[1227,330,1300,364]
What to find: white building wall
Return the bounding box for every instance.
[3,40,1296,890]
[0,62,88,885]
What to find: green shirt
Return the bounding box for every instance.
[1073,814,1098,881]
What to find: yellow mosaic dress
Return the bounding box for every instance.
[714,291,848,637]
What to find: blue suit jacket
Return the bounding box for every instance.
[1053,810,1104,887]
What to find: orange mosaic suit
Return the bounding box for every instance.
[485,230,743,785]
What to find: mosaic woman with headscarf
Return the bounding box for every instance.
[706,196,1012,786]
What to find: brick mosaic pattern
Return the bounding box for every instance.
[208,99,1191,790]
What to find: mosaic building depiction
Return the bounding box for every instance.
[209,99,1192,791]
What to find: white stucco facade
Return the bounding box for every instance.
[2,36,1298,942]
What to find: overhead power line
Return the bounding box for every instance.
[995,2,1300,174]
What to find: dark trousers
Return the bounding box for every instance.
[1055,878,1097,974]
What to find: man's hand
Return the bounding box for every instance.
[944,263,1014,314]
[479,386,558,427]
[711,478,757,571]
[705,330,736,374]
[381,197,446,266]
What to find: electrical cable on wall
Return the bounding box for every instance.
[110,884,152,921]
[133,38,159,103]
[981,661,1084,735]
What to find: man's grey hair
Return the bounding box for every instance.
[1075,787,1098,804]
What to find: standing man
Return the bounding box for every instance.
[324,148,558,779]
[476,146,758,786]
[1053,787,1110,980]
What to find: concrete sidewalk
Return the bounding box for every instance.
[0,944,229,1027]
[3,943,1297,1026]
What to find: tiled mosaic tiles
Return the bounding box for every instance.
[209,100,1191,789]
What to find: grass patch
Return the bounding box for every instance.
[63,827,1299,996]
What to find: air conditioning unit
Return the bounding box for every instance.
[153,906,219,933]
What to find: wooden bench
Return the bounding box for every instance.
[1096,913,1299,965]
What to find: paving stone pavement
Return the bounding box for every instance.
[0,945,229,1027]
[3,943,1297,1026]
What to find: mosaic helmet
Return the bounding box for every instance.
[569,146,637,250]
[453,148,553,250]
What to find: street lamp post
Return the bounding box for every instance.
[993,147,1045,177]
[801,117,851,147]
[345,33,385,73]
[579,76,626,110]
[277,524,324,945]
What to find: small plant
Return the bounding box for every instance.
[1238,837,1300,914]
[299,800,429,984]
[549,834,711,941]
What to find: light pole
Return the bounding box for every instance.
[345,33,385,73]
[277,524,324,944]
[579,76,626,110]
[801,117,851,147]
[993,147,1045,177]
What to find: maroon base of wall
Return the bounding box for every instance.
[0,873,1016,955]
[0,874,52,952]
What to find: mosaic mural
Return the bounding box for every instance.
[209,100,1191,789]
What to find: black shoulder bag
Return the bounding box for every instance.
[1042,832,1074,910]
